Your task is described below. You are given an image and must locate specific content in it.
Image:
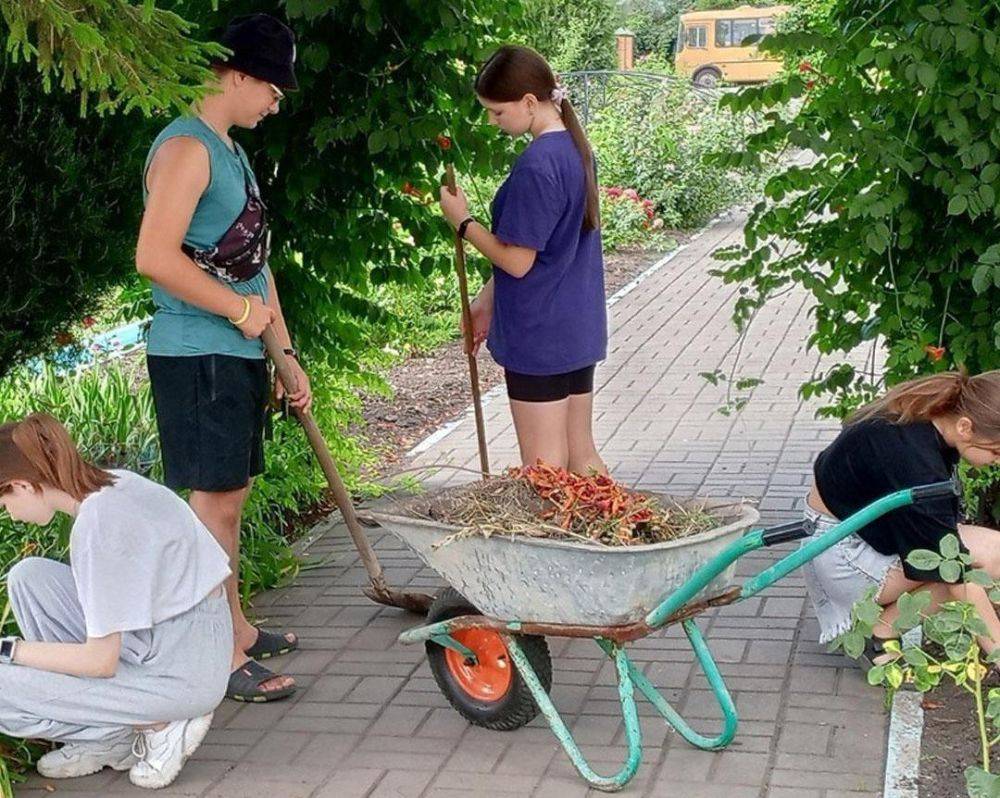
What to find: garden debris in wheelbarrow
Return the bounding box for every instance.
[398,462,718,547]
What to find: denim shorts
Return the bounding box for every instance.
[800,504,900,643]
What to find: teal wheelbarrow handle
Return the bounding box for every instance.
[646,478,959,627]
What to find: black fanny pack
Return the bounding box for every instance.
[182,166,270,284]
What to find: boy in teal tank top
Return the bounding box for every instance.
[143,116,271,359]
[136,14,306,705]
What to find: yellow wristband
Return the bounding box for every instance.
[229,296,252,326]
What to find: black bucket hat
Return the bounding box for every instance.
[215,13,298,91]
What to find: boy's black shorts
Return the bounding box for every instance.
[147,353,268,492]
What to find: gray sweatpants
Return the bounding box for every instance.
[0,557,232,744]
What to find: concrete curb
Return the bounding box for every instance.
[884,691,923,798]
[883,627,924,798]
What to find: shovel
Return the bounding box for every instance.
[262,327,433,614]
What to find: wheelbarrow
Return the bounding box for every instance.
[368,479,958,792]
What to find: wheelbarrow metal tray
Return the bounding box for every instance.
[370,495,759,626]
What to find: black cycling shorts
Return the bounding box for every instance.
[503,365,596,403]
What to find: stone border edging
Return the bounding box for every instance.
[883,627,924,798]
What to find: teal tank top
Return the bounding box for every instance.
[142,116,269,359]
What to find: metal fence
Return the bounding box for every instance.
[559,70,726,127]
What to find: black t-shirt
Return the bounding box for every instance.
[813,418,961,582]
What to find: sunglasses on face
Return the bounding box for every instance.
[267,82,285,102]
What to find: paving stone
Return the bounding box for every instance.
[531,777,593,798]
[312,768,384,798]
[708,750,770,785]
[369,769,437,797]
[775,721,831,755]
[647,781,759,798]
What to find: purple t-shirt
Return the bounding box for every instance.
[487,130,607,376]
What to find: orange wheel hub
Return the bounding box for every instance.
[444,629,513,702]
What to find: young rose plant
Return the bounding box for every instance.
[599,186,666,252]
[834,534,1000,798]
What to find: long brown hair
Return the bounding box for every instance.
[0,413,115,500]
[848,370,1000,440]
[475,45,600,232]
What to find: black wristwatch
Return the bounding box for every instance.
[282,347,298,360]
[457,216,475,240]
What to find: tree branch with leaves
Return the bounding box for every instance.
[1,0,225,114]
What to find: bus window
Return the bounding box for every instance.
[715,20,732,47]
[717,18,765,47]
[733,19,759,46]
[685,25,707,48]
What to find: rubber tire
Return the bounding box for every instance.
[693,67,721,88]
[425,587,552,731]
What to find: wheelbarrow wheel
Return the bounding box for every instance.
[425,587,552,731]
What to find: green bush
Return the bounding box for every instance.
[589,76,767,228]
[620,0,689,58]
[520,0,619,71]
[709,0,1000,526]
[963,464,1000,527]
[0,58,149,375]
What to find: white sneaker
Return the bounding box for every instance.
[36,734,138,778]
[128,712,213,790]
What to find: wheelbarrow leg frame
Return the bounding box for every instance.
[511,620,738,793]
[400,481,957,793]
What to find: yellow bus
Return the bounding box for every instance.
[674,5,791,88]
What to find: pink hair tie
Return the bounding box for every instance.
[550,85,569,110]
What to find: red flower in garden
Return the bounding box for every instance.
[605,186,623,198]
[924,345,946,362]
[798,60,813,73]
[82,315,96,328]
[623,188,640,201]
[805,80,816,90]
[436,134,452,150]
[401,181,423,198]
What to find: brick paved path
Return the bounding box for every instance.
[22,211,888,798]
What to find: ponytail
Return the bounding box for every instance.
[848,370,1000,440]
[7,413,114,500]
[560,98,600,231]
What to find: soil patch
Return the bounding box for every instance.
[919,677,1000,797]
[359,243,683,475]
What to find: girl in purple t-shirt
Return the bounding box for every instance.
[438,45,609,474]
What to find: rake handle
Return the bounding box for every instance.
[445,164,490,477]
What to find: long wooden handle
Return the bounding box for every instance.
[445,165,490,477]
[261,327,388,588]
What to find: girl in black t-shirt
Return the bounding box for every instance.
[801,371,1000,659]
